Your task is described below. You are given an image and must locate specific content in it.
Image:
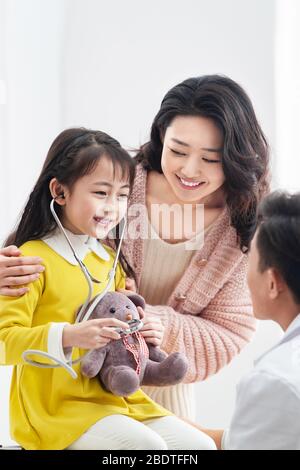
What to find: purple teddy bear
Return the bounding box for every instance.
[81,292,188,396]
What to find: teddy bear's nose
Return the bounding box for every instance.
[126,313,132,321]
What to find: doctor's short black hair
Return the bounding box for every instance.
[256,191,300,304]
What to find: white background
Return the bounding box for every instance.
[0,0,299,446]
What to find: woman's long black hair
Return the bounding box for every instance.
[5,128,137,280]
[135,75,270,252]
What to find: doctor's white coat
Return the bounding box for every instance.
[224,314,300,450]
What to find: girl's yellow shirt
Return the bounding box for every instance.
[0,240,171,450]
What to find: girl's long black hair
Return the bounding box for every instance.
[135,75,270,252]
[5,128,137,280]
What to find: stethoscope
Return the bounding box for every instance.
[22,198,143,379]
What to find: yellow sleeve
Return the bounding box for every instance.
[115,261,126,290]
[0,251,51,366]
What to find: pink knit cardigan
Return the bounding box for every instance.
[115,164,256,383]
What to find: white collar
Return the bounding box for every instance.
[277,313,300,346]
[254,313,300,366]
[42,227,110,265]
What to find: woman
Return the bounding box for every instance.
[0,75,270,421]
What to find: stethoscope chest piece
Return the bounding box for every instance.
[114,319,143,337]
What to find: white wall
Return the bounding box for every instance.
[0,0,9,238]
[274,0,300,192]
[0,0,67,445]
[61,0,276,152]
[0,0,284,445]
[0,0,67,243]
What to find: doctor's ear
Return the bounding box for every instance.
[268,268,284,300]
[49,178,67,205]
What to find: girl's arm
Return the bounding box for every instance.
[0,277,130,366]
[0,271,50,365]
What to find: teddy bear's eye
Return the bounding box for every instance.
[126,306,131,309]
[110,308,116,314]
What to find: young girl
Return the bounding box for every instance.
[0,128,216,450]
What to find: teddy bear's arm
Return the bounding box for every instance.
[147,345,168,363]
[81,348,107,378]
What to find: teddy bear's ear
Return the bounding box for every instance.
[126,293,146,310]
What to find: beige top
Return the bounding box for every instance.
[140,211,212,420]
[139,215,213,305]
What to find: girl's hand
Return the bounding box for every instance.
[139,309,164,347]
[62,318,129,350]
[0,246,44,297]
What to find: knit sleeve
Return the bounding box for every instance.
[144,257,256,383]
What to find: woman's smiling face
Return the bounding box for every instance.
[160,115,225,204]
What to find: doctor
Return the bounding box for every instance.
[203,190,300,450]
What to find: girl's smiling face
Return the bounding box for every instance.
[50,155,130,238]
[161,115,225,205]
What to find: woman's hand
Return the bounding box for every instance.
[116,286,164,346]
[125,277,137,292]
[116,278,137,297]
[62,318,130,350]
[0,246,44,296]
[139,308,164,347]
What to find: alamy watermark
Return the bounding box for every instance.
[99,203,205,251]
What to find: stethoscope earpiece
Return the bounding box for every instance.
[54,194,65,200]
